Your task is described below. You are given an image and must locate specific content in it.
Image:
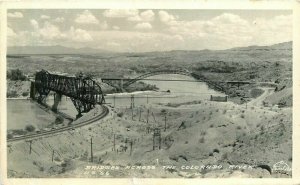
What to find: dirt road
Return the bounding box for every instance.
[248,88,275,107]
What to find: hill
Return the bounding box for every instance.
[7,45,111,55]
[7,41,292,56]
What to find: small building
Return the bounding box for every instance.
[210,95,228,102]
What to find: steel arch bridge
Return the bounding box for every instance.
[31,70,105,118]
[102,69,224,92]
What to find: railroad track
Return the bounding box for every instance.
[7,105,109,142]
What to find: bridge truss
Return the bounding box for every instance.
[31,70,105,118]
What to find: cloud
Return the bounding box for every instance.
[211,13,248,27]
[100,21,108,30]
[158,11,176,24]
[7,27,16,37]
[75,10,99,24]
[39,21,66,40]
[41,15,50,19]
[128,10,155,22]
[26,20,93,43]
[8,12,23,18]
[103,9,139,18]
[106,42,120,47]
[112,26,120,30]
[53,17,65,23]
[91,31,187,52]
[30,19,39,30]
[69,27,93,42]
[7,10,292,52]
[134,22,152,30]
[140,10,155,22]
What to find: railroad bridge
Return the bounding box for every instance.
[101,69,225,92]
[30,70,105,118]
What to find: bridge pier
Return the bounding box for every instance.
[52,93,62,112]
[30,81,36,100]
[71,98,94,119]
[37,89,50,105]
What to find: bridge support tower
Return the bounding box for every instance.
[52,93,62,112]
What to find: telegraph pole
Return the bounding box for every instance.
[131,107,134,120]
[147,109,150,123]
[29,140,32,154]
[26,140,33,155]
[52,150,55,162]
[139,108,142,121]
[164,113,167,132]
[152,112,156,123]
[130,141,133,156]
[130,95,135,108]
[113,96,116,107]
[113,134,116,152]
[90,137,93,162]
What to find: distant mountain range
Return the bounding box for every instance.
[7,45,111,55]
[7,41,292,55]
[229,41,292,51]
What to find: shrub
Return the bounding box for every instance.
[7,134,13,139]
[221,153,228,160]
[240,114,245,118]
[22,92,29,96]
[39,166,44,171]
[250,88,264,98]
[7,91,18,98]
[25,124,35,132]
[7,69,27,81]
[55,116,64,124]
[213,148,220,153]
[117,112,124,117]
[199,137,205,143]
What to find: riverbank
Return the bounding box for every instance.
[7,96,292,178]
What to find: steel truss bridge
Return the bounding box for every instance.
[102,69,225,92]
[30,70,105,118]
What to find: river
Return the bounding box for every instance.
[7,74,225,130]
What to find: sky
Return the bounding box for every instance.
[7,9,292,52]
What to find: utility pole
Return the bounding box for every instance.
[27,140,33,155]
[131,107,134,120]
[130,140,133,156]
[139,108,142,121]
[52,150,55,162]
[130,95,135,108]
[113,96,116,107]
[147,109,150,123]
[164,113,167,132]
[113,134,116,152]
[90,137,93,162]
[152,112,156,123]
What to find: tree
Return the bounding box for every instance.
[25,124,35,132]
[7,69,27,81]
